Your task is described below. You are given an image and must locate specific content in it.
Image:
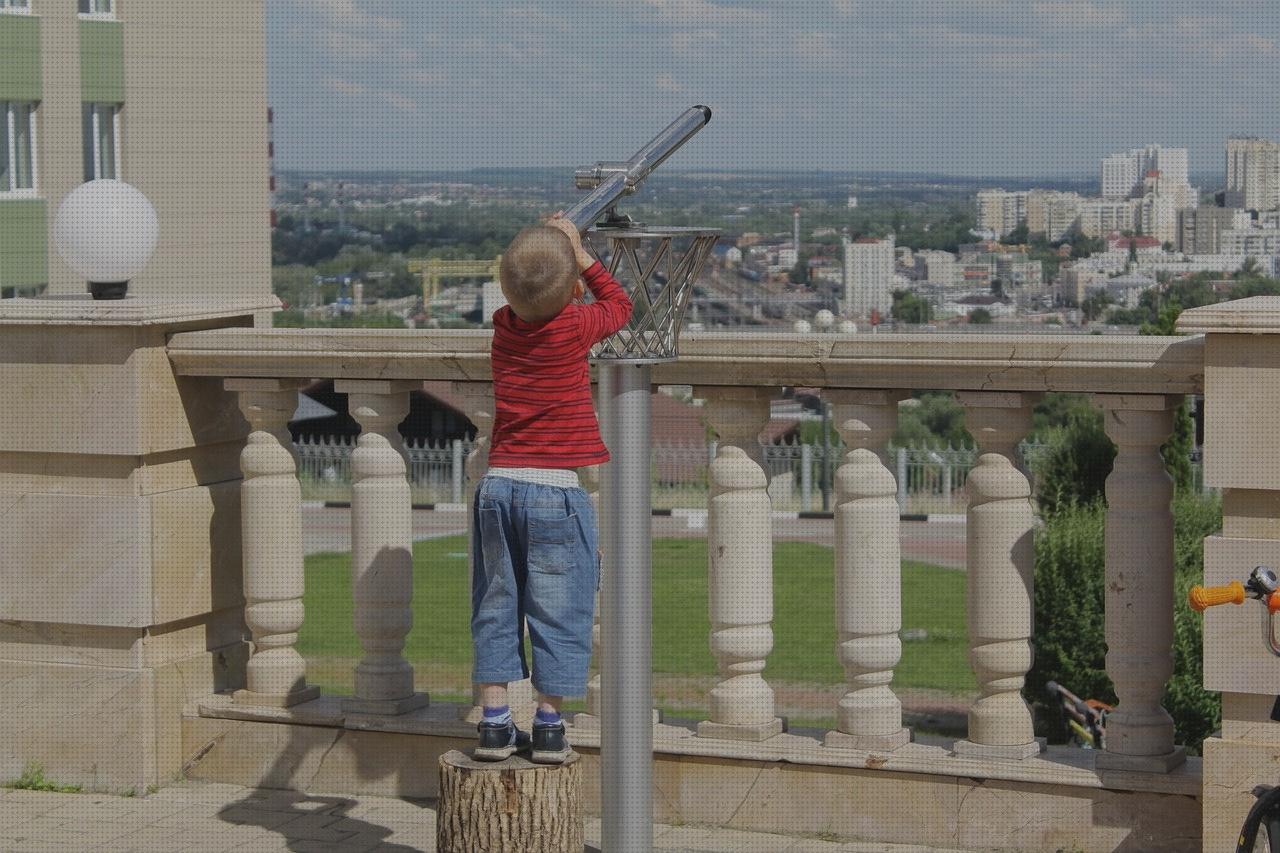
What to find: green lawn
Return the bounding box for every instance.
[298,536,975,698]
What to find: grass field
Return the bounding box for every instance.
[297,535,975,716]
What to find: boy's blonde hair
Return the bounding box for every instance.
[499,226,578,322]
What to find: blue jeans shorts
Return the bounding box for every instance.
[471,475,599,697]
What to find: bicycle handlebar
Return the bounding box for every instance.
[1189,581,1246,612]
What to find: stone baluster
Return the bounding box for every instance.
[953,392,1041,759]
[824,390,910,750]
[335,380,428,715]
[1094,394,1186,772]
[694,386,783,740]
[227,378,319,707]
[453,382,536,726]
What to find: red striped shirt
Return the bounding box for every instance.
[488,261,633,468]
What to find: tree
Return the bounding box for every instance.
[1128,238,1138,266]
[990,278,1005,298]
[788,251,811,285]
[891,289,932,324]
[1007,222,1030,245]
[968,307,993,324]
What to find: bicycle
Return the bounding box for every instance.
[1191,565,1280,853]
[1045,680,1111,750]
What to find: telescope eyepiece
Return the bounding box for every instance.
[694,104,712,122]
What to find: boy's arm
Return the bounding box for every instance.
[577,261,633,344]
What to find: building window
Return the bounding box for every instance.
[77,0,113,17]
[1,102,37,194]
[82,103,120,180]
[1,0,31,14]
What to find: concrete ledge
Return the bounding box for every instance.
[185,695,1203,852]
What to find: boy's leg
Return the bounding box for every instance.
[470,478,530,708]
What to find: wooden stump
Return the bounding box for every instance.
[437,749,584,853]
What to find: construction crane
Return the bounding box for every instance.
[406,257,502,317]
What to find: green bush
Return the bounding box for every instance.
[1025,492,1221,754]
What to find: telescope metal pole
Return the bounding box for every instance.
[599,361,653,853]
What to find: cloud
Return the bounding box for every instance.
[325,78,368,96]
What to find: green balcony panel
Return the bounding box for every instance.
[0,199,48,289]
[0,15,41,102]
[80,19,123,103]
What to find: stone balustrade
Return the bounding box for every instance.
[163,327,1205,777]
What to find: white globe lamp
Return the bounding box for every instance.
[838,319,858,334]
[814,309,835,330]
[53,180,158,300]
[793,319,812,334]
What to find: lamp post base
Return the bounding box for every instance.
[89,281,129,300]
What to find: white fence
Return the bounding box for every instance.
[293,434,1078,514]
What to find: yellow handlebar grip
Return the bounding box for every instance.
[1189,581,1246,612]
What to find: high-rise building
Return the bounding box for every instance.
[1219,227,1280,258]
[1101,146,1190,199]
[1078,198,1139,237]
[914,250,958,288]
[0,0,270,301]
[1026,190,1083,242]
[975,190,1028,238]
[1225,137,1280,212]
[842,235,895,319]
[1177,206,1252,254]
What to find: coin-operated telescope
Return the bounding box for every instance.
[561,107,719,853]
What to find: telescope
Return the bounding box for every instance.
[563,105,712,231]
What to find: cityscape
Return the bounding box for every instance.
[260,134,1280,336]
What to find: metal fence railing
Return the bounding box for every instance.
[289,433,1159,514]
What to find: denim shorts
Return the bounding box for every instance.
[471,475,599,697]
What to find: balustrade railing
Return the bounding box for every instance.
[167,327,1204,773]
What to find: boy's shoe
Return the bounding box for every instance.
[530,721,573,764]
[473,720,531,762]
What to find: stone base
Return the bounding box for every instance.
[952,737,1045,761]
[824,727,911,751]
[1095,745,1187,773]
[697,717,786,742]
[233,685,321,709]
[343,692,429,716]
[569,709,662,733]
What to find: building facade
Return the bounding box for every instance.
[0,0,270,302]
[1218,227,1280,258]
[1178,206,1253,255]
[975,189,1027,239]
[1026,190,1082,242]
[1078,198,1139,238]
[842,234,894,318]
[1225,137,1280,212]
[1102,145,1190,199]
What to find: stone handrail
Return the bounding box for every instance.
[167,328,1204,394]
[165,326,1204,774]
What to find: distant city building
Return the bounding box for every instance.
[1078,198,1139,237]
[1138,193,1178,246]
[842,235,895,318]
[1218,227,1280,258]
[1101,145,1190,198]
[847,195,858,208]
[914,250,959,288]
[1225,137,1280,211]
[1026,190,1083,242]
[724,246,743,266]
[976,189,1028,238]
[1178,206,1253,254]
[1089,272,1157,309]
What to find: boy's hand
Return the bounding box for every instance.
[546,212,597,271]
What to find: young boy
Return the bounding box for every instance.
[471,213,633,763]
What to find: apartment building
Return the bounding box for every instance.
[975,189,1027,239]
[1178,206,1252,254]
[1025,190,1082,242]
[1077,198,1139,238]
[1101,145,1190,199]
[842,234,894,319]
[1219,227,1280,258]
[1226,137,1280,212]
[0,0,270,301]
[913,249,958,288]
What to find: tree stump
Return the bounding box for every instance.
[437,750,584,853]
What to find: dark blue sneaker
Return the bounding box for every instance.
[473,720,531,761]
[531,721,572,764]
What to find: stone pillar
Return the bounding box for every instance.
[0,300,270,792]
[1093,393,1186,772]
[228,378,320,708]
[454,382,536,726]
[336,380,428,715]
[824,390,910,750]
[953,392,1041,760]
[695,386,783,741]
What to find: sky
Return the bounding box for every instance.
[265,0,1280,179]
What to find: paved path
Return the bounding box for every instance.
[303,507,968,569]
[0,782,973,852]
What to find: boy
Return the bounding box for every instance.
[471,213,633,763]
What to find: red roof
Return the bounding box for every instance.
[1145,169,1161,178]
